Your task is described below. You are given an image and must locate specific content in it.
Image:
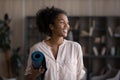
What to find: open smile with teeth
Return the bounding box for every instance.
[63,30,67,33]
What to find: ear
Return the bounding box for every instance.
[49,24,54,30]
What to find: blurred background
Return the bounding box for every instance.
[0,0,120,80]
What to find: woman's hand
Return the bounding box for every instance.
[25,66,45,80]
[30,66,45,79]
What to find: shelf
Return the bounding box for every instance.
[25,16,120,80]
[83,55,120,59]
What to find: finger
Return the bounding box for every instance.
[38,66,42,71]
[41,68,45,73]
[39,67,45,73]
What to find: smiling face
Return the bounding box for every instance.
[50,13,70,38]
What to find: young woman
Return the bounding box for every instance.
[25,7,86,80]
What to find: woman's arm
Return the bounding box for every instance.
[24,47,45,80]
[77,44,86,80]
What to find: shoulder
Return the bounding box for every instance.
[65,40,83,56]
[30,41,43,51]
[65,40,81,48]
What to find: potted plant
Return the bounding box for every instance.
[0,14,11,79]
[10,47,22,80]
[0,14,22,80]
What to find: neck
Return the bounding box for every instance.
[50,37,64,45]
[46,36,64,46]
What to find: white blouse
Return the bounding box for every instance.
[25,39,86,80]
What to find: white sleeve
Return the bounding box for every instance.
[77,44,86,80]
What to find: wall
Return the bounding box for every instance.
[0,0,120,54]
[0,0,120,79]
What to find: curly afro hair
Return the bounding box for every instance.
[36,7,67,36]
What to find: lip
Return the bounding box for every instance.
[63,29,68,33]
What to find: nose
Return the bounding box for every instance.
[65,22,70,29]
